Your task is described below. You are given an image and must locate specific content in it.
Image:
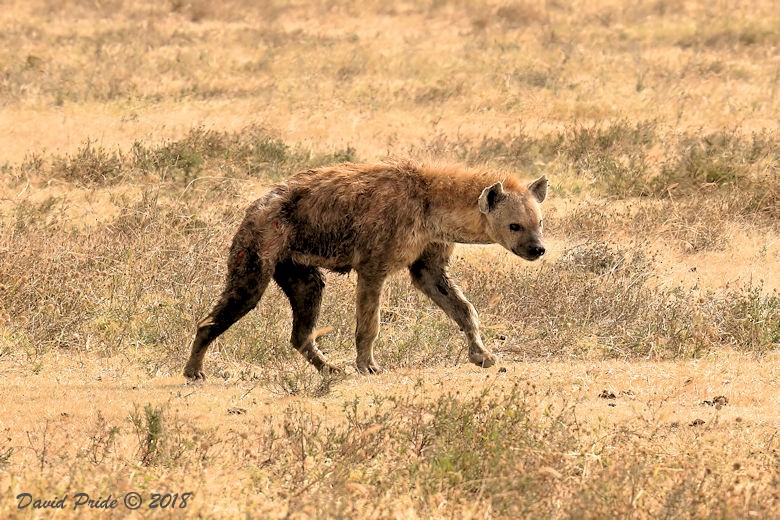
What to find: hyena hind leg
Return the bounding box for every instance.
[184,254,272,381]
[273,261,340,374]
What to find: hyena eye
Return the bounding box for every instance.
[509,223,522,232]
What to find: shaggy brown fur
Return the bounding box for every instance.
[184,161,548,379]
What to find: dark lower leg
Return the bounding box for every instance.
[184,265,270,380]
[273,262,336,372]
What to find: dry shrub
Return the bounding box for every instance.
[717,283,780,353]
[4,383,775,517]
[13,125,779,226]
[17,127,359,188]
[494,2,546,28]
[50,141,125,186]
[1,127,776,379]
[455,242,777,361]
[127,402,220,467]
[414,124,778,222]
[224,386,778,517]
[1,180,776,380]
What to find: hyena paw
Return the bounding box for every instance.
[319,363,344,377]
[183,364,207,382]
[356,360,384,375]
[469,350,497,369]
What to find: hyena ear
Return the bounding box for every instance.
[478,182,506,214]
[528,175,548,203]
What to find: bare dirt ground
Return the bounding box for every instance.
[1,351,777,518]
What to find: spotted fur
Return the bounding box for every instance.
[183,161,548,379]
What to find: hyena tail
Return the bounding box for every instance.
[183,217,279,381]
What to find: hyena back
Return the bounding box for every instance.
[184,162,548,380]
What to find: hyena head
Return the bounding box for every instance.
[478,175,548,261]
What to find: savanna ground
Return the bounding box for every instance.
[0,0,779,517]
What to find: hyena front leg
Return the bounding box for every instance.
[355,273,387,374]
[409,244,496,368]
[184,249,272,381]
[273,260,340,374]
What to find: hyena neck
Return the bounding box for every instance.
[418,165,517,245]
[426,194,493,244]
[429,215,492,244]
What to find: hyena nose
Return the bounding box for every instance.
[529,245,545,258]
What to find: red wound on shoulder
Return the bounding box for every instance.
[274,219,281,231]
[236,249,245,261]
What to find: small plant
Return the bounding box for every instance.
[562,120,657,164]
[0,445,13,469]
[129,403,164,466]
[50,140,124,185]
[84,412,121,465]
[25,420,54,471]
[719,283,780,352]
[265,354,345,398]
[557,242,629,275]
[658,130,780,191]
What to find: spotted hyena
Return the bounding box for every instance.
[184,161,548,380]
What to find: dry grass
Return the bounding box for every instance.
[0,356,777,518]
[2,0,780,162]
[1,0,779,517]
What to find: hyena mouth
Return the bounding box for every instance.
[513,245,546,261]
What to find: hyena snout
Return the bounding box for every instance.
[513,242,546,261]
[528,245,545,258]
